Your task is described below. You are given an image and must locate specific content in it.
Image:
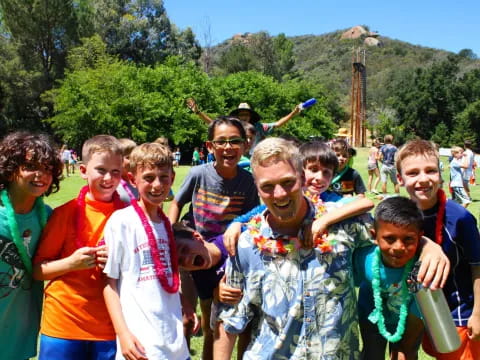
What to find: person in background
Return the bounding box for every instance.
[367,139,381,194]
[379,134,400,196]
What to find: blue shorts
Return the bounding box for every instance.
[39,334,116,360]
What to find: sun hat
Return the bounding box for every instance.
[229,103,261,123]
[334,127,351,137]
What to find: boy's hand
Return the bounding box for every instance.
[216,275,242,305]
[186,98,198,114]
[69,247,101,270]
[417,237,450,290]
[223,223,242,256]
[118,331,148,360]
[310,217,330,247]
[468,313,480,341]
[180,294,200,335]
[95,245,108,270]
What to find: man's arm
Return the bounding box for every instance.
[273,105,301,128]
[104,278,147,360]
[468,265,480,341]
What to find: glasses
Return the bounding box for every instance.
[211,138,245,148]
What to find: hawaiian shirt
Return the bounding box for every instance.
[219,199,373,360]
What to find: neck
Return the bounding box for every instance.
[417,196,438,211]
[268,197,308,236]
[6,187,36,214]
[139,200,161,222]
[214,162,237,179]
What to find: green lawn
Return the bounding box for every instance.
[41,149,478,360]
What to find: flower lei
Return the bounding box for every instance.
[248,197,336,255]
[75,185,125,249]
[369,246,415,343]
[435,189,446,245]
[1,189,48,274]
[130,198,180,293]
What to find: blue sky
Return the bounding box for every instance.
[165,0,479,56]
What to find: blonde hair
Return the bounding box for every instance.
[129,142,173,173]
[251,137,302,177]
[118,138,137,157]
[81,135,122,164]
[395,139,440,174]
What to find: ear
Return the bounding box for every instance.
[206,141,214,153]
[370,228,378,244]
[127,172,137,188]
[79,164,88,180]
[170,169,176,184]
[396,172,404,187]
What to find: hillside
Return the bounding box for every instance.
[208,26,480,108]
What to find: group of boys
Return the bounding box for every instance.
[6,116,479,360]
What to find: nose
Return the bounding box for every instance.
[103,172,112,181]
[273,184,287,198]
[392,240,405,253]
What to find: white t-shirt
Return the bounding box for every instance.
[103,206,189,360]
[463,148,475,180]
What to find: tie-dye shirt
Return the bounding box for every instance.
[174,162,259,239]
[219,200,373,360]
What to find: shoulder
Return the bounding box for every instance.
[445,200,475,223]
[50,198,77,218]
[236,167,255,182]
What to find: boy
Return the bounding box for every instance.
[450,146,471,208]
[33,135,125,360]
[396,139,480,359]
[117,138,138,203]
[103,143,190,360]
[355,197,424,360]
[168,116,259,360]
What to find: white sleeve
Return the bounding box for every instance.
[103,212,124,279]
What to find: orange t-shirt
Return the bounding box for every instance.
[34,196,120,340]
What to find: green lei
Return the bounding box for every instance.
[368,246,414,343]
[1,189,48,274]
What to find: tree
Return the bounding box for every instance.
[458,48,477,60]
[430,123,450,147]
[217,43,258,74]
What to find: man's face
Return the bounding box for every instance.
[374,221,421,268]
[303,160,334,195]
[397,154,441,210]
[254,159,304,224]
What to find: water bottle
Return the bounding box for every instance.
[299,98,317,110]
[408,261,460,354]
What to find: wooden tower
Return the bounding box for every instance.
[350,49,367,147]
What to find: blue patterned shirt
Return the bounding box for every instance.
[219,200,373,359]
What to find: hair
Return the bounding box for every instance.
[0,131,63,195]
[118,138,137,157]
[451,146,463,155]
[395,139,440,173]
[129,142,173,173]
[251,137,303,177]
[374,196,424,232]
[207,116,247,141]
[299,141,338,171]
[464,140,472,149]
[172,222,196,240]
[81,135,122,164]
[332,138,356,157]
[384,134,394,144]
[154,136,170,149]
[241,121,256,136]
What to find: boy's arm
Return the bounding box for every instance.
[33,246,102,280]
[416,236,450,290]
[186,98,213,124]
[168,199,183,224]
[104,278,147,360]
[468,265,480,341]
[309,197,374,246]
[273,104,301,128]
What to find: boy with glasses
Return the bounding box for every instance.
[168,116,259,360]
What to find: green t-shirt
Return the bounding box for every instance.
[0,202,51,359]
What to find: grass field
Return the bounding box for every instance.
[41,148,479,359]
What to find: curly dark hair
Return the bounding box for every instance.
[0,131,63,196]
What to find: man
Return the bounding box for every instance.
[214,137,374,359]
[462,139,475,197]
[379,134,400,195]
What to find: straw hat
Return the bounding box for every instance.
[229,103,261,123]
[334,127,351,137]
